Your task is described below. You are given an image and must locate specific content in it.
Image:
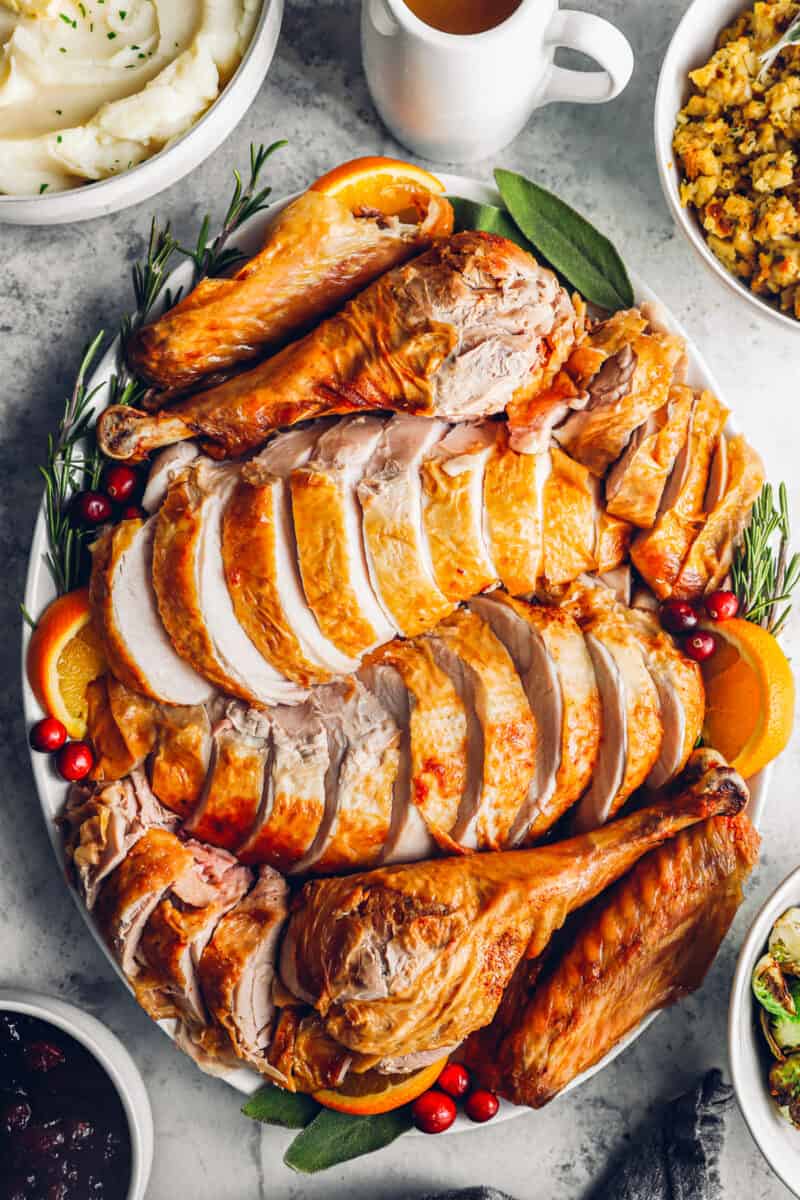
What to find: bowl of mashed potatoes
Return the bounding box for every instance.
[655,0,800,331]
[0,0,282,223]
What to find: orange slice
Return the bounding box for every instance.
[700,616,795,779]
[313,1058,447,1116]
[310,156,445,218]
[27,588,107,739]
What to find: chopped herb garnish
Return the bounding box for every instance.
[78,1,86,15]
[57,135,62,143]
[59,46,66,52]
[60,12,77,26]
[119,8,127,16]
[39,183,49,194]
[107,30,116,38]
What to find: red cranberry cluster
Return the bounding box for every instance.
[71,465,144,529]
[659,589,739,662]
[29,720,94,783]
[412,1063,499,1134]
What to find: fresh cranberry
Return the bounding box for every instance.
[683,631,716,662]
[71,491,112,526]
[103,464,138,503]
[464,1088,499,1123]
[11,1122,65,1163]
[411,1089,457,1134]
[24,1040,65,1073]
[704,590,739,621]
[119,504,146,522]
[55,741,94,782]
[1,1100,31,1135]
[47,1185,69,1200]
[436,1062,470,1099]
[29,717,68,754]
[659,600,698,635]
[64,1117,94,1147]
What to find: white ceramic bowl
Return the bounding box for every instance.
[0,0,283,226]
[0,987,154,1198]
[729,866,800,1196]
[654,0,800,333]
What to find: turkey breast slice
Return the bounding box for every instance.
[469,594,601,844]
[184,706,271,851]
[554,315,685,475]
[86,676,149,783]
[357,661,436,864]
[94,827,196,979]
[572,602,663,833]
[484,427,549,596]
[142,442,201,513]
[540,448,597,586]
[90,517,213,705]
[426,609,536,850]
[237,703,328,871]
[135,841,252,1028]
[291,415,395,658]
[420,421,498,601]
[358,413,453,637]
[604,385,693,529]
[223,424,357,685]
[623,608,705,788]
[364,638,468,854]
[195,866,289,1074]
[631,389,729,599]
[291,679,399,874]
[153,461,306,706]
[62,773,178,911]
[672,434,764,599]
[149,703,212,818]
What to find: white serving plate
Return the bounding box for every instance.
[21,174,770,1132]
[654,0,800,334]
[0,0,283,226]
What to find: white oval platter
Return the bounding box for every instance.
[21,173,770,1133]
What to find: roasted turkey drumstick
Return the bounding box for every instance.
[98,232,579,461]
[279,751,748,1067]
[127,189,454,391]
[467,807,759,1106]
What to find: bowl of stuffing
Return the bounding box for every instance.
[655,0,800,332]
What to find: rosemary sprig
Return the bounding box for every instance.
[180,140,287,280]
[731,483,800,636]
[39,332,106,595]
[759,12,800,79]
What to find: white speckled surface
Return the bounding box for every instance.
[1,1,799,1196]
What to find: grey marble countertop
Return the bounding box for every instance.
[2,0,799,1196]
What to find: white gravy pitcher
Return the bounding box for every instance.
[361,0,634,162]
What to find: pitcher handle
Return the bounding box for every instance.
[539,9,633,105]
[366,0,401,38]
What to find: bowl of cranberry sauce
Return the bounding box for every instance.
[0,990,153,1200]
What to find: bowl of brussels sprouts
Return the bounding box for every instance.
[730,868,800,1197]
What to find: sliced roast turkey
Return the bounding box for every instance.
[63,773,179,911]
[90,517,213,706]
[469,593,600,844]
[358,413,453,637]
[142,442,202,513]
[290,415,395,658]
[184,705,271,851]
[357,660,436,864]
[195,865,289,1074]
[149,702,213,819]
[222,424,357,686]
[153,461,306,706]
[426,608,536,850]
[290,679,399,874]
[420,421,498,601]
[237,702,328,871]
[484,428,549,596]
[135,841,252,1027]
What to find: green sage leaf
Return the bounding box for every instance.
[494,168,634,311]
[242,1083,320,1129]
[448,196,532,251]
[284,1106,413,1173]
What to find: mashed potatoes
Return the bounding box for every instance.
[0,0,260,194]
[673,0,800,320]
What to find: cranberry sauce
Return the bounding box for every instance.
[0,1011,132,1200]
